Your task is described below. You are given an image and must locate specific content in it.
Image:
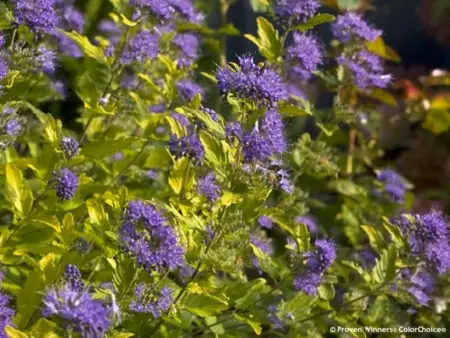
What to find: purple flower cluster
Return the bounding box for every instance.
[393,211,450,274]
[169,133,204,163]
[242,109,286,162]
[130,0,202,23]
[12,0,60,35]
[42,285,112,338]
[52,168,79,200]
[0,273,14,338]
[275,0,320,24]
[0,57,8,82]
[119,200,185,272]
[60,136,80,159]
[3,119,22,137]
[198,172,220,202]
[338,50,391,90]
[377,169,406,202]
[36,47,57,74]
[216,56,287,107]
[62,264,84,292]
[332,12,382,43]
[294,238,336,295]
[285,33,322,81]
[258,216,273,229]
[129,284,173,317]
[121,30,159,65]
[173,33,200,68]
[408,270,434,306]
[176,79,204,102]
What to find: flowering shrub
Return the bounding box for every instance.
[0,0,449,337]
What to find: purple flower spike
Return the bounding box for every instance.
[12,0,59,35]
[198,172,220,202]
[52,168,79,200]
[332,12,382,43]
[275,0,320,24]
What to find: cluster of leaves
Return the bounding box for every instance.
[0,0,449,338]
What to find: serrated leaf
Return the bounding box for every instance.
[372,245,397,285]
[30,318,59,338]
[235,278,267,309]
[5,163,25,215]
[168,158,194,195]
[278,104,310,117]
[26,215,61,233]
[245,17,281,62]
[361,225,385,252]
[233,313,262,335]
[62,30,106,61]
[366,88,397,106]
[183,293,229,317]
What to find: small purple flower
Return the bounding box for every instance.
[295,215,317,234]
[338,50,391,90]
[146,170,158,180]
[275,0,320,24]
[168,0,203,23]
[60,136,80,159]
[216,56,287,107]
[12,0,60,35]
[332,12,382,43]
[250,234,273,256]
[119,200,185,272]
[171,112,190,127]
[0,273,14,338]
[305,238,336,274]
[62,264,84,292]
[408,270,435,306]
[285,33,322,81]
[200,106,219,122]
[121,30,159,65]
[0,34,4,48]
[52,168,79,200]
[36,47,57,74]
[130,284,173,317]
[258,216,273,229]
[293,272,322,295]
[169,133,204,163]
[225,122,243,141]
[262,109,286,155]
[198,172,220,202]
[0,58,8,81]
[130,0,175,21]
[4,119,22,137]
[72,238,89,254]
[173,33,200,68]
[176,79,204,102]
[42,285,112,338]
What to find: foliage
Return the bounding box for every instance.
[0,0,449,337]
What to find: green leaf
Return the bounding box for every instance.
[183,293,229,317]
[5,327,28,338]
[337,0,362,10]
[372,245,397,285]
[86,199,108,226]
[235,278,267,309]
[30,318,59,338]
[5,163,24,215]
[422,109,450,134]
[382,218,406,249]
[26,215,61,233]
[328,179,367,197]
[284,292,315,319]
[278,104,311,117]
[80,138,141,158]
[0,3,13,29]
[244,17,281,62]
[15,271,46,328]
[366,88,397,107]
[249,0,270,13]
[61,30,106,61]
[365,37,401,62]
[109,333,135,338]
[168,158,195,195]
[361,225,385,252]
[292,14,335,32]
[233,313,262,335]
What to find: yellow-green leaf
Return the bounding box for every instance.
[365,37,401,63]
[62,30,106,61]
